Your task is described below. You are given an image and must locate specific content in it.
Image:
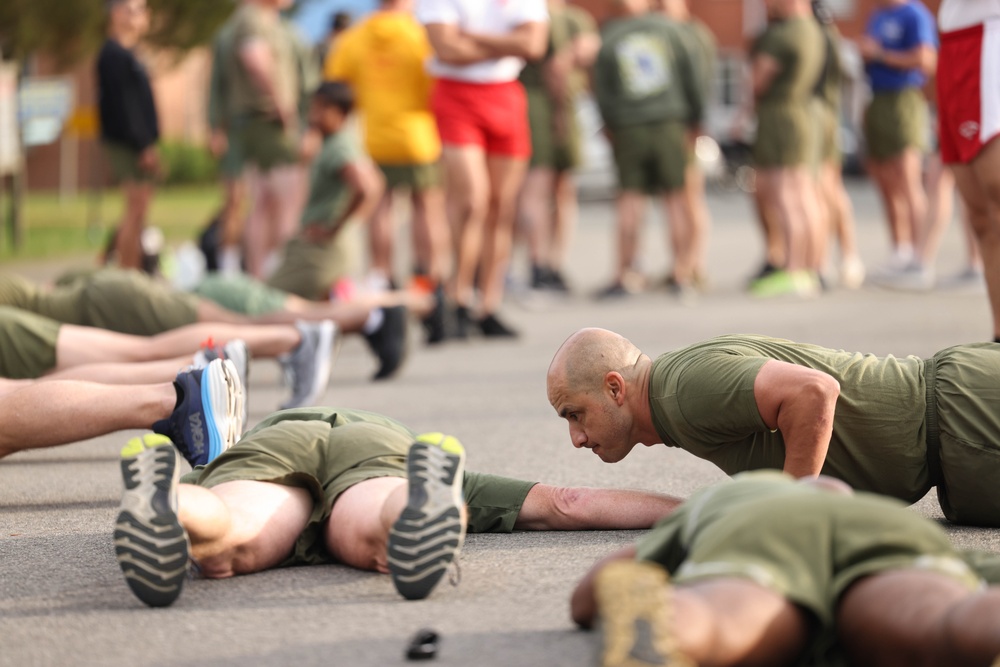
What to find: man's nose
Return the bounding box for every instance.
[570,425,587,448]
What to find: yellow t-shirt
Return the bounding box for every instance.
[325,12,440,165]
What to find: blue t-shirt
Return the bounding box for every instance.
[864,1,938,92]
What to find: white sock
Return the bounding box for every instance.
[362,308,385,335]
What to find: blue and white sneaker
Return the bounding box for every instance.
[193,339,250,433]
[153,358,243,467]
[114,434,189,608]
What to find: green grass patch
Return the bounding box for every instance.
[0,186,222,261]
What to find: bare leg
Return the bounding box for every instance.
[615,191,646,285]
[53,322,300,369]
[822,163,861,261]
[325,476,410,573]
[370,188,396,281]
[953,139,1000,337]
[0,381,175,458]
[40,357,191,384]
[684,163,711,280]
[520,167,557,273]
[479,154,529,315]
[442,144,490,308]
[839,569,1000,667]
[661,189,696,285]
[412,186,451,283]
[901,148,929,257]
[753,179,784,269]
[220,176,247,272]
[115,181,154,271]
[242,167,272,278]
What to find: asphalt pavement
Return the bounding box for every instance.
[3,179,999,667]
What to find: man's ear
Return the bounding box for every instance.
[605,371,626,405]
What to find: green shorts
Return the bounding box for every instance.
[931,343,1000,526]
[267,233,352,301]
[611,119,687,194]
[813,98,841,165]
[103,141,155,184]
[194,273,288,317]
[237,115,298,172]
[377,162,442,192]
[526,86,581,172]
[78,270,199,335]
[753,103,814,168]
[0,306,60,378]
[181,414,536,567]
[219,131,246,180]
[639,489,981,664]
[863,88,928,161]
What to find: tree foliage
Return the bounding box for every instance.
[0,0,237,67]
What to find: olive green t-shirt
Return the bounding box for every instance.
[225,4,299,118]
[519,5,596,90]
[648,334,932,503]
[300,130,360,228]
[593,13,703,129]
[682,18,717,104]
[208,17,238,130]
[0,274,86,325]
[751,16,825,107]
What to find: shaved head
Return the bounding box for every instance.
[548,328,644,398]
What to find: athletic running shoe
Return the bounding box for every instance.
[477,312,519,338]
[153,358,243,467]
[194,339,250,433]
[388,433,466,601]
[839,256,866,290]
[364,305,408,381]
[422,285,447,345]
[596,560,693,667]
[870,262,935,292]
[114,433,189,608]
[280,319,337,409]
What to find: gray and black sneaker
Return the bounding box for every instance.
[114,434,189,608]
[194,340,250,434]
[280,320,337,409]
[388,433,466,601]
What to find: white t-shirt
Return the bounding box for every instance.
[416,0,549,83]
[939,0,1000,32]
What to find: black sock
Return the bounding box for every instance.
[994,337,1000,344]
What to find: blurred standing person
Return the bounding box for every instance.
[858,0,937,275]
[812,0,866,289]
[223,0,307,278]
[97,0,159,273]
[316,11,352,67]
[592,0,704,300]
[936,0,1000,341]
[517,0,600,293]
[206,14,247,275]
[326,0,453,345]
[417,0,549,338]
[656,0,716,290]
[745,0,825,298]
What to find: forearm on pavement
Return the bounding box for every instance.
[514,484,683,531]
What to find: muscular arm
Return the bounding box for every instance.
[424,23,496,65]
[753,360,840,478]
[570,545,638,629]
[751,52,781,100]
[465,21,549,60]
[512,484,683,531]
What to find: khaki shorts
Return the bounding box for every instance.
[267,233,352,301]
[194,273,288,317]
[639,489,982,665]
[0,306,61,379]
[753,103,813,168]
[863,88,928,161]
[526,86,581,172]
[932,343,1000,526]
[377,162,442,192]
[237,115,298,172]
[103,141,155,184]
[79,270,199,335]
[611,119,687,194]
[813,98,841,165]
[181,416,536,567]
